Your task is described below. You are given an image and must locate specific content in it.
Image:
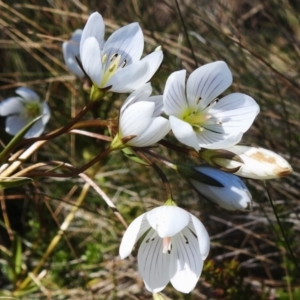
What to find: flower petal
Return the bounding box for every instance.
[163,70,188,117]
[5,115,28,136]
[63,29,85,78]
[103,22,143,69]
[189,215,210,259]
[149,96,164,117]
[25,119,45,138]
[121,83,152,113]
[0,97,23,116]
[191,166,252,211]
[128,116,170,147]
[196,131,243,149]
[186,61,232,110]
[80,12,105,56]
[15,87,39,102]
[81,37,102,86]
[147,206,190,238]
[105,61,150,93]
[169,116,200,151]
[119,213,149,259]
[169,230,203,293]
[139,49,163,81]
[138,229,170,293]
[41,102,51,125]
[207,93,259,134]
[120,101,155,138]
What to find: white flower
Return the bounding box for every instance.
[163,61,260,151]
[190,166,252,211]
[0,87,50,138]
[119,205,210,293]
[80,12,163,98]
[62,29,85,78]
[213,145,293,179]
[111,84,170,148]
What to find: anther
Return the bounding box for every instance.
[110,53,119,62]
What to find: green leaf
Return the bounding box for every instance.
[0,177,33,190]
[13,236,22,276]
[122,147,149,165]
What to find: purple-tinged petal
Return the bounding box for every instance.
[80,12,105,56]
[15,87,39,102]
[186,61,232,110]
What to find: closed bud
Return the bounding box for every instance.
[205,145,293,180]
[189,166,252,211]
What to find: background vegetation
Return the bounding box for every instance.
[0,0,300,299]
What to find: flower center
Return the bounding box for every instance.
[182,109,210,131]
[100,53,127,87]
[24,102,41,119]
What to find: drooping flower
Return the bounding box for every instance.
[188,165,252,211]
[0,87,50,138]
[80,12,163,100]
[111,84,170,149]
[119,202,210,293]
[163,61,260,151]
[203,145,293,180]
[62,29,85,78]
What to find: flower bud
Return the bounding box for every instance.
[189,166,252,211]
[203,145,292,180]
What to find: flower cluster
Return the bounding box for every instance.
[60,12,291,296]
[0,10,293,298]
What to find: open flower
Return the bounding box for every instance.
[189,165,252,211]
[80,12,163,99]
[0,87,50,138]
[111,84,170,149]
[62,29,85,78]
[119,203,210,293]
[163,61,260,151]
[208,145,293,180]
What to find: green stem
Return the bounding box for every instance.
[265,181,300,275]
[136,150,173,199]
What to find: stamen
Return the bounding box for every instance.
[208,98,219,107]
[121,60,127,68]
[145,231,157,244]
[183,235,189,244]
[24,102,41,118]
[102,54,107,63]
[108,64,116,72]
[196,96,202,105]
[110,53,119,62]
[100,54,121,86]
